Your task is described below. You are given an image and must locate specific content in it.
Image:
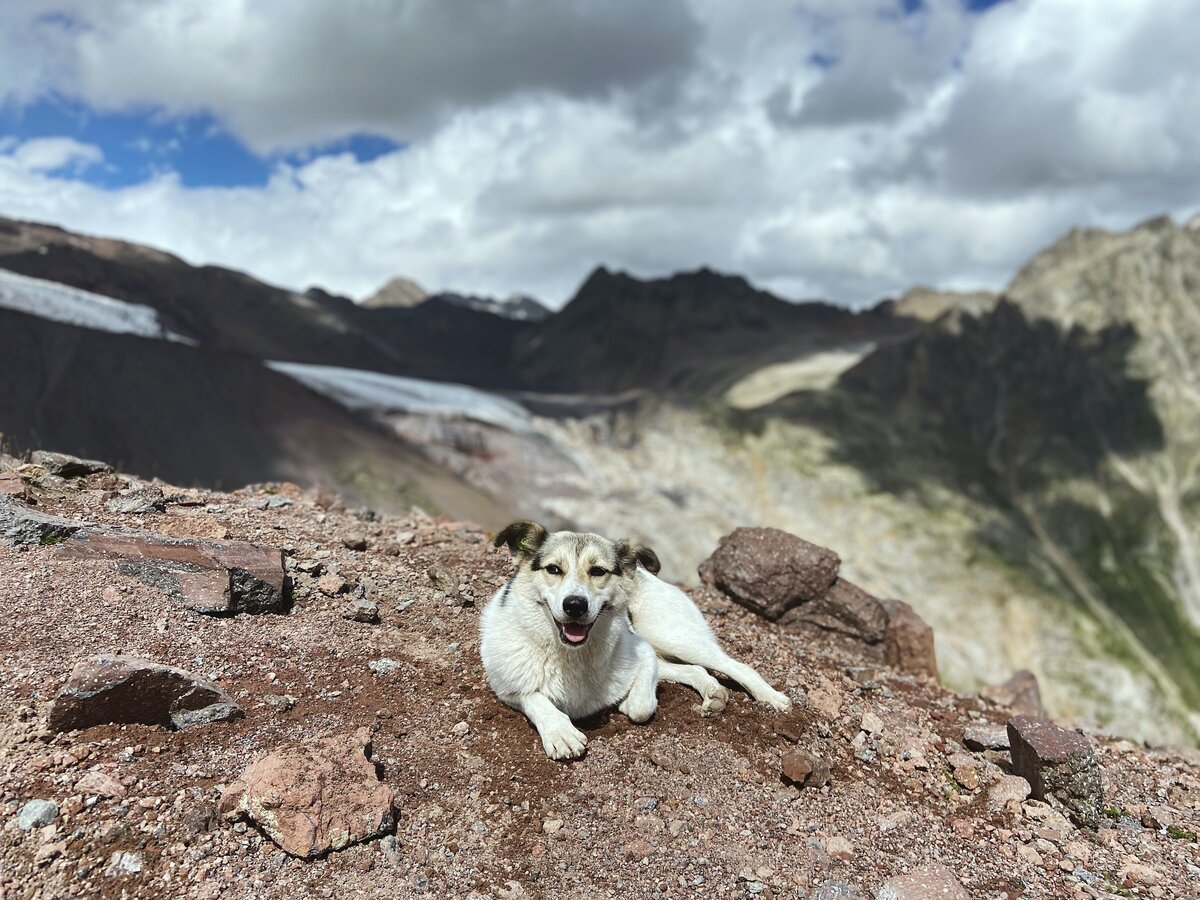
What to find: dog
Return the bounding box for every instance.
[479,521,792,760]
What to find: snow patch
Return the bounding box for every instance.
[0,268,188,341]
[267,361,533,434]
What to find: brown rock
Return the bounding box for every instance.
[880,599,939,680]
[698,527,839,620]
[60,528,288,614]
[1007,717,1104,829]
[318,574,348,596]
[781,749,831,788]
[341,533,369,552]
[49,654,243,732]
[0,471,28,499]
[220,728,395,858]
[877,864,970,899]
[988,774,1032,812]
[781,579,887,643]
[30,450,112,478]
[981,670,1043,717]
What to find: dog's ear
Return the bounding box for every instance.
[615,540,661,576]
[494,520,548,559]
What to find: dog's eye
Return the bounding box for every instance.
[544,564,563,576]
[588,566,608,578]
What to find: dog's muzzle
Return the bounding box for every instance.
[557,594,593,646]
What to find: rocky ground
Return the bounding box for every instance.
[1,455,1198,899]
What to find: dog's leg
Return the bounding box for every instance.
[514,692,588,761]
[617,638,659,723]
[664,641,791,712]
[657,659,730,717]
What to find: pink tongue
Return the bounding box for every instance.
[562,622,591,643]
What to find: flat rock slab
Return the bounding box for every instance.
[698,526,840,620]
[1008,716,1104,829]
[30,450,113,478]
[49,654,243,732]
[220,728,395,859]
[876,864,970,899]
[61,529,287,614]
[963,722,1011,752]
[0,495,82,546]
[781,578,887,643]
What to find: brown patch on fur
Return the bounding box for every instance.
[615,541,661,575]
[494,521,548,560]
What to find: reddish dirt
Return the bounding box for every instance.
[0,464,1197,899]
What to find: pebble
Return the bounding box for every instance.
[16,800,58,831]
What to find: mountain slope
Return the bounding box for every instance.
[0,306,509,526]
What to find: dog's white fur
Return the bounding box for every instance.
[480,522,791,760]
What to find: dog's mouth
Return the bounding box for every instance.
[555,620,593,646]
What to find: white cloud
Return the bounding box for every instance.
[10,137,103,174]
[0,0,1199,308]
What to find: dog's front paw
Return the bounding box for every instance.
[540,723,588,761]
[701,684,729,717]
[762,689,792,713]
[619,690,658,724]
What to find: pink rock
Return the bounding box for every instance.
[877,863,970,899]
[220,729,395,858]
[75,770,127,800]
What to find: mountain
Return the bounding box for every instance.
[513,266,907,393]
[361,275,429,309]
[1,212,1198,744]
[0,303,510,528]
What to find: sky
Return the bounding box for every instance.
[1,0,1198,308]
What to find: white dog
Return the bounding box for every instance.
[479,521,792,760]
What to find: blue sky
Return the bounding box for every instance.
[0,97,401,189]
[0,0,1197,306]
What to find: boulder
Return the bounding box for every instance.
[1007,717,1104,829]
[219,728,395,858]
[981,670,1043,717]
[48,654,243,732]
[699,527,840,620]
[876,864,970,899]
[30,450,112,478]
[880,599,939,680]
[781,579,887,643]
[0,495,81,546]
[61,529,288,614]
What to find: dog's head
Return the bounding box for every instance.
[494,520,660,649]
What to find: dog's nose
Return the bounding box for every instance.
[562,595,588,619]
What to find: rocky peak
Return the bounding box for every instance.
[361,275,429,309]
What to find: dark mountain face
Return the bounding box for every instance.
[0,307,509,525]
[837,299,1164,493]
[513,267,904,393]
[0,217,532,388]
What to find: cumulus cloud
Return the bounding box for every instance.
[10,137,103,174]
[0,0,1198,308]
